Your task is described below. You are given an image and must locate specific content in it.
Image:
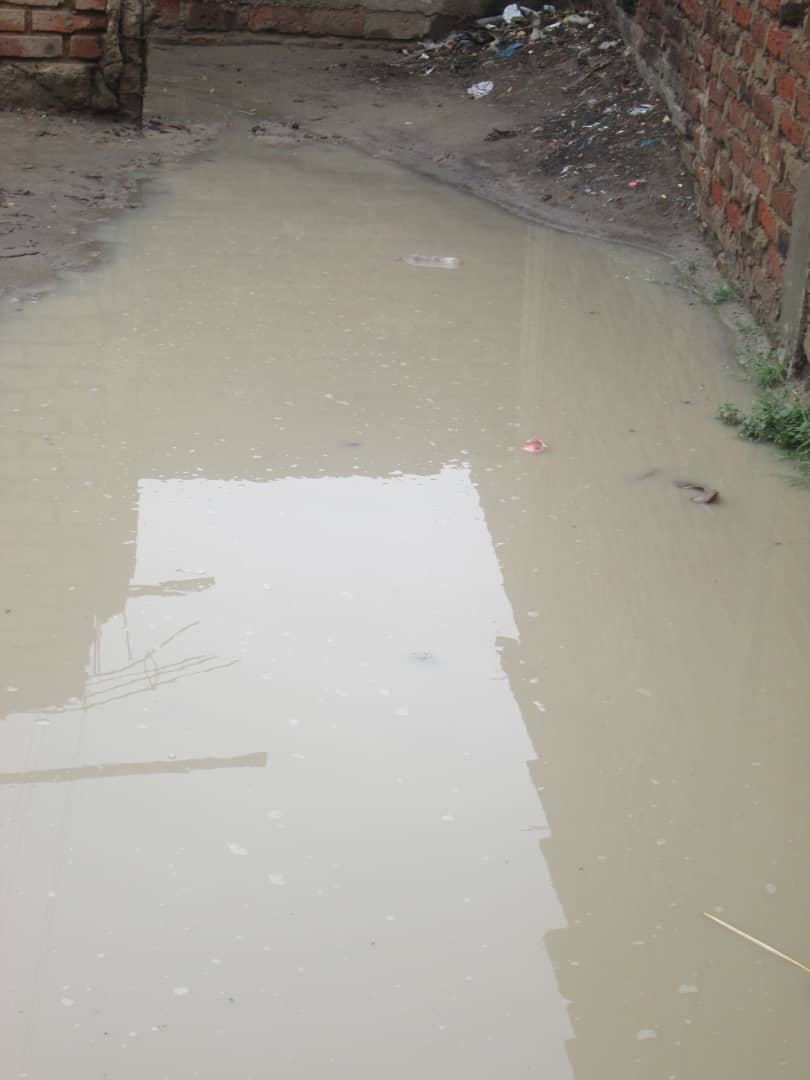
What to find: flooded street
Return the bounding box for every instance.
[1,133,809,1079]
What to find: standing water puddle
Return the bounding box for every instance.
[1,135,808,1079]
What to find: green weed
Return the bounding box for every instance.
[711,285,736,304]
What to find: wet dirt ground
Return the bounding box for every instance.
[2,117,809,1079]
[1,31,705,307]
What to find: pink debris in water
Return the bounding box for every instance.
[628,180,640,189]
[521,438,549,453]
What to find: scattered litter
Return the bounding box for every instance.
[675,481,719,504]
[640,137,660,148]
[628,180,641,189]
[401,255,460,269]
[503,3,523,23]
[485,128,519,141]
[703,912,810,975]
[629,104,653,115]
[497,42,525,58]
[521,438,549,453]
[562,13,590,25]
[467,80,494,99]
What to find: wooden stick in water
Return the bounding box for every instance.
[703,912,810,975]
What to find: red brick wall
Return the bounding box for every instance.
[615,0,810,335]
[151,0,486,42]
[0,0,108,63]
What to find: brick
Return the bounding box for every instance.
[732,136,751,173]
[788,43,810,76]
[0,10,24,31]
[31,10,71,31]
[303,8,364,35]
[365,11,429,38]
[186,1,234,31]
[753,90,775,128]
[720,0,734,14]
[75,12,105,28]
[0,33,61,57]
[796,86,810,121]
[711,177,726,207]
[734,2,751,27]
[779,107,805,146]
[8,0,60,5]
[726,199,743,229]
[767,244,785,284]
[721,62,742,93]
[248,5,305,32]
[153,0,179,24]
[766,25,790,58]
[74,0,106,9]
[751,160,772,193]
[775,71,796,101]
[758,196,778,240]
[772,183,795,222]
[741,40,755,65]
[728,98,748,129]
[752,15,767,46]
[761,0,780,11]
[68,33,100,58]
[682,0,706,26]
[709,78,729,107]
[698,39,713,67]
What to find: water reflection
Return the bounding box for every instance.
[1,134,808,1080]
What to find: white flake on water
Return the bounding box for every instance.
[533,701,546,713]
[766,883,777,894]
[60,998,74,1007]
[172,986,190,996]
[268,874,286,886]
[338,591,354,599]
[441,814,455,822]
[678,985,698,994]
[636,1029,657,1040]
[267,810,283,820]
[394,707,409,717]
[226,843,248,856]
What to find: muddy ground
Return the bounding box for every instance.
[0,10,716,305]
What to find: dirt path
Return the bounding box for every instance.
[1,19,712,305]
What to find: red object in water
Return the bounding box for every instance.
[521,438,549,453]
[628,180,640,189]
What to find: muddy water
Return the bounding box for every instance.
[1,134,809,1080]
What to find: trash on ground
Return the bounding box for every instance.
[401,255,460,269]
[485,128,519,141]
[675,481,719,504]
[629,105,653,115]
[468,80,495,99]
[521,438,549,453]
[703,913,810,975]
[503,4,524,23]
[497,42,525,58]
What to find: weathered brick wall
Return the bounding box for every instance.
[152,0,487,42]
[0,0,150,117]
[612,0,810,362]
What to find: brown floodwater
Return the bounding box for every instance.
[1,133,808,1080]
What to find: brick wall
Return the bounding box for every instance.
[613,0,810,363]
[152,0,487,42]
[0,0,150,118]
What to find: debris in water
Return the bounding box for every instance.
[675,481,719,503]
[467,80,494,99]
[703,912,810,974]
[521,438,549,453]
[401,255,460,269]
[485,128,519,141]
